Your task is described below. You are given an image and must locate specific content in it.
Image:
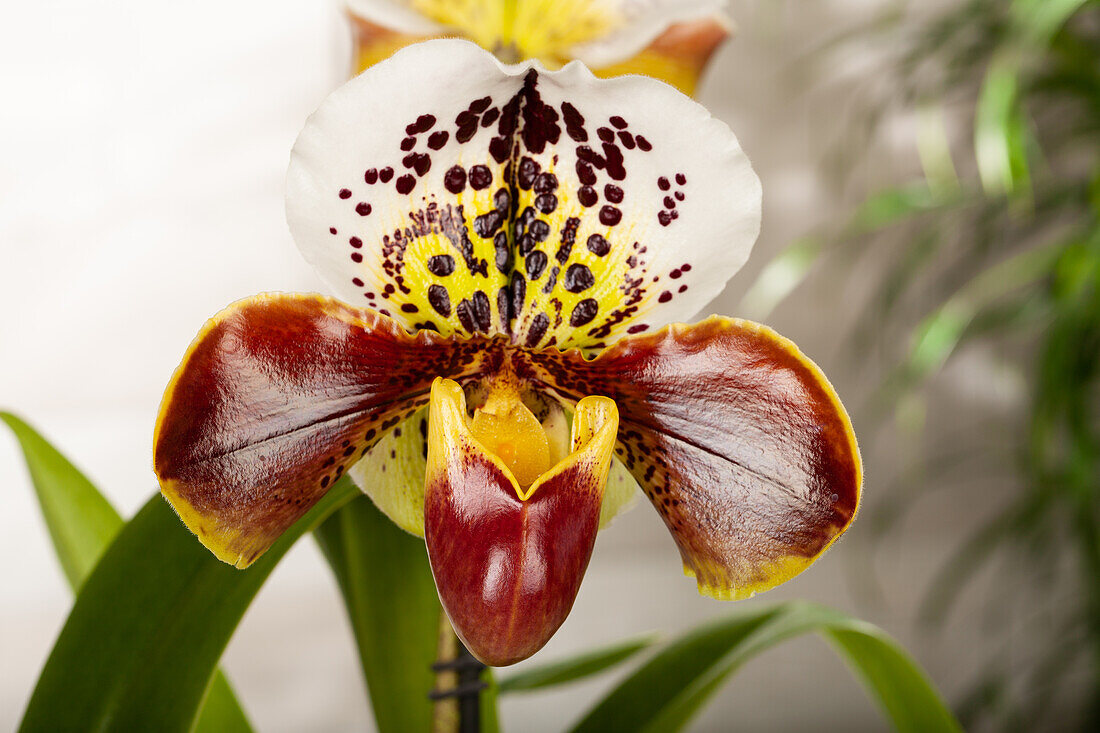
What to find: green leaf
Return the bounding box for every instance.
[2,411,253,733]
[19,477,357,733]
[498,634,659,694]
[975,55,1029,196]
[569,601,961,733]
[314,495,443,733]
[1,411,122,588]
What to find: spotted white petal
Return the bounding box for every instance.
[567,0,730,69]
[286,39,760,348]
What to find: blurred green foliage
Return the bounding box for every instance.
[774,0,1100,729]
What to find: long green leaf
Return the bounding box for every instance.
[570,601,961,733]
[2,411,253,733]
[314,495,443,733]
[1,411,122,587]
[498,634,659,694]
[19,477,357,732]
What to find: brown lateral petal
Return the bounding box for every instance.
[425,379,616,666]
[154,293,494,568]
[515,316,862,600]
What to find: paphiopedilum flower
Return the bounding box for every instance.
[346,0,732,95]
[153,40,861,666]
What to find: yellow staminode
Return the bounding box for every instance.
[411,0,616,64]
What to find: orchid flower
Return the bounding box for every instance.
[346,0,731,95]
[153,40,861,667]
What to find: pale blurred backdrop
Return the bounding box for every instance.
[0,1,1059,731]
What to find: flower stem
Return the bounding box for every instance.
[430,611,487,733]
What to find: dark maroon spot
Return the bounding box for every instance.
[658,211,672,227]
[554,217,580,264]
[658,290,673,303]
[395,175,416,194]
[400,136,416,151]
[351,252,363,263]
[670,268,681,279]
[428,284,451,316]
[658,176,670,191]
[349,236,363,248]
[563,263,594,293]
[514,206,535,238]
[609,116,628,129]
[401,303,419,313]
[403,152,431,176]
[493,187,511,212]
[562,102,588,142]
[428,131,449,150]
[380,167,394,183]
[494,231,512,273]
[529,219,549,242]
[570,298,598,327]
[664,196,676,209]
[636,136,652,152]
[675,191,685,201]
[618,131,635,149]
[526,312,549,346]
[444,165,466,193]
[329,227,337,235]
[535,193,557,214]
[603,143,626,180]
[474,209,504,238]
[413,114,436,133]
[681,263,692,272]
[587,233,610,256]
[605,184,624,204]
[597,127,615,144]
[364,168,378,184]
[518,157,540,189]
[526,250,548,279]
[518,233,536,256]
[510,271,526,318]
[489,136,510,163]
[456,119,478,144]
[339,188,352,199]
[356,202,372,216]
[599,206,622,226]
[497,286,511,328]
[471,290,491,332]
[577,145,606,169]
[575,160,597,186]
[676,173,687,185]
[427,254,455,276]
[628,323,649,334]
[671,210,680,220]
[470,96,492,113]
[481,108,500,127]
[352,277,364,287]
[679,284,688,293]
[534,172,558,193]
[321,475,330,488]
[578,186,598,207]
[469,165,492,190]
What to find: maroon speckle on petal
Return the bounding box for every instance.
[636,136,652,152]
[400,136,416,151]
[395,175,416,194]
[351,252,363,263]
[470,96,492,113]
[658,290,672,303]
[350,236,363,248]
[676,173,687,185]
[352,277,364,286]
[604,185,624,204]
[599,206,622,226]
[379,167,394,183]
[329,227,337,235]
[364,168,378,184]
[444,165,467,194]
[339,188,352,199]
[658,177,670,191]
[428,130,449,150]
[469,165,492,190]
[578,186,598,207]
[609,116,628,129]
[356,202,372,216]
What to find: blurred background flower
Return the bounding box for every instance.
[2,1,1097,731]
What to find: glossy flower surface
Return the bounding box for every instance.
[153,40,861,666]
[346,0,732,95]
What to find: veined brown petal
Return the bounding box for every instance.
[153,293,493,568]
[425,378,617,666]
[515,316,862,600]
